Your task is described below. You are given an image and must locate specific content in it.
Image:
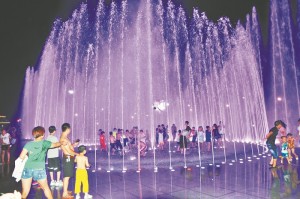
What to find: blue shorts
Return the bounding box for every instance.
[281,153,289,158]
[21,168,47,181]
[192,136,197,142]
[267,143,278,159]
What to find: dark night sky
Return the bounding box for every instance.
[0,0,289,120]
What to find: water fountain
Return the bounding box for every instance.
[22,0,268,141]
[20,0,298,171]
[267,0,300,130]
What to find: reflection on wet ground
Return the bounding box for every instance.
[0,144,300,198]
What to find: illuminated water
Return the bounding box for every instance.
[22,0,272,145]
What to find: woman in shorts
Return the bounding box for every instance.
[19,126,62,199]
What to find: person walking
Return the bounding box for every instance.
[266,120,283,168]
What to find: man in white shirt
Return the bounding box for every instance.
[47,126,63,187]
[0,129,11,164]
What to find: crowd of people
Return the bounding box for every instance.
[0,118,299,198]
[99,127,149,156]
[97,120,225,157]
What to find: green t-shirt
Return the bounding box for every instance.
[24,140,52,169]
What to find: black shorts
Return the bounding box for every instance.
[180,136,188,149]
[1,145,10,151]
[63,156,74,178]
[214,135,221,139]
[192,135,197,143]
[48,157,61,172]
[116,140,123,149]
[130,138,135,144]
[123,138,129,146]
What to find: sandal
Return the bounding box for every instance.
[62,194,74,199]
[62,191,73,198]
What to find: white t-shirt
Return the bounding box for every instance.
[158,133,164,143]
[297,125,300,134]
[182,130,189,136]
[47,135,59,158]
[197,131,205,143]
[175,133,180,142]
[1,133,10,145]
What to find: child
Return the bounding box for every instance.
[287,133,298,161]
[213,123,222,149]
[47,126,63,187]
[171,124,177,142]
[190,127,197,148]
[19,126,62,199]
[180,129,188,154]
[139,130,147,156]
[205,126,212,152]
[115,131,123,150]
[75,145,92,199]
[109,132,116,155]
[158,131,164,150]
[280,136,291,164]
[123,130,130,149]
[197,126,205,151]
[128,128,136,150]
[155,126,160,146]
[175,130,181,152]
[112,128,117,139]
[99,131,106,152]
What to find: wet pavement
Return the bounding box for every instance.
[0,142,300,199]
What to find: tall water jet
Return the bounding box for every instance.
[166,0,184,126]
[268,0,300,129]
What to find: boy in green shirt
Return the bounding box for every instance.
[19,126,63,199]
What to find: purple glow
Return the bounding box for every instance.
[21,0,278,144]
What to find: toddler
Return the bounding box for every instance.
[280,136,291,164]
[287,133,298,161]
[75,145,92,199]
